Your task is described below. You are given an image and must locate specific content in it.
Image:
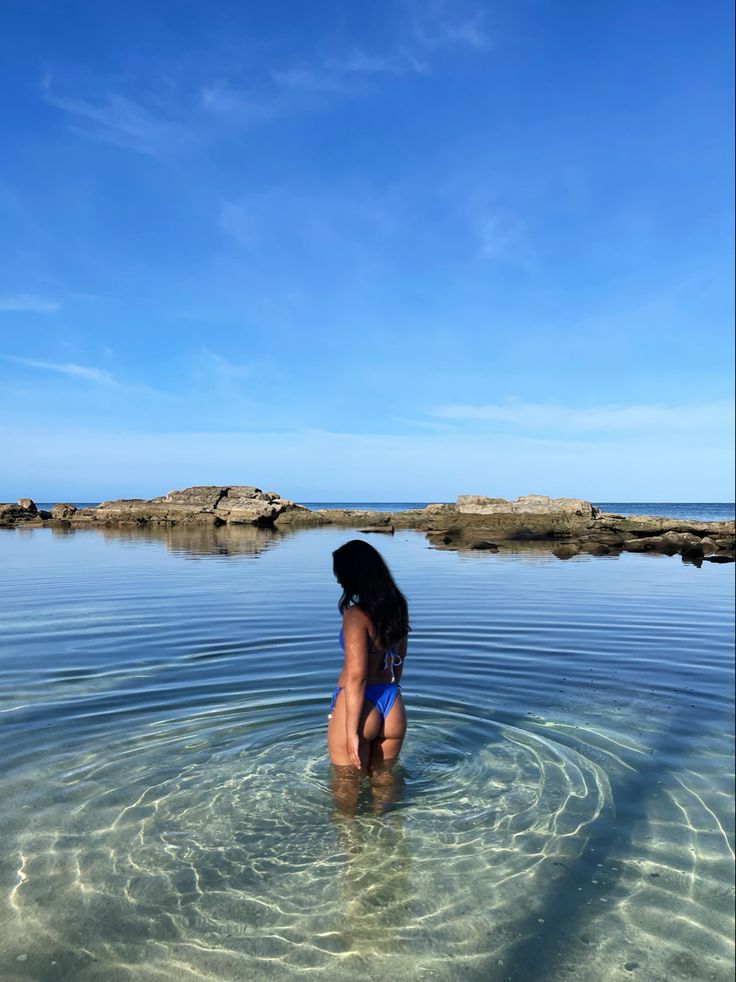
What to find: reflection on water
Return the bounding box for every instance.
[0,524,733,981]
[329,760,406,817]
[331,771,412,957]
[48,520,285,558]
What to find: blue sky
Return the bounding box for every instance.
[0,0,733,502]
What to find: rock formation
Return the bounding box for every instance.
[456,493,596,518]
[1,488,733,564]
[0,486,311,529]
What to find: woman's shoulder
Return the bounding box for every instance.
[343,605,381,644]
[342,604,369,627]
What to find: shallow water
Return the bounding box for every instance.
[0,524,733,982]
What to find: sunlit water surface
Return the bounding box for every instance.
[0,525,733,982]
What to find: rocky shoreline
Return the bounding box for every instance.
[1,486,734,565]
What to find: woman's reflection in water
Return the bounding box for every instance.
[329,760,412,952]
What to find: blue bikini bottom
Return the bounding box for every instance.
[329,682,401,722]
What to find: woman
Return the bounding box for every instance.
[327,539,411,771]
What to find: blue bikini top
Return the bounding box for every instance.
[339,626,403,674]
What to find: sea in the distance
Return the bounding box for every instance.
[0,506,734,981]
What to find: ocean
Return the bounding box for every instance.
[0,519,733,980]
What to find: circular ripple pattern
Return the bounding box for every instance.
[1,525,733,982]
[2,693,613,981]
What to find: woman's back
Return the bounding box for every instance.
[338,609,407,685]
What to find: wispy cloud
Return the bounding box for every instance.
[201,67,355,122]
[270,65,352,96]
[477,213,529,263]
[42,78,191,158]
[1,353,186,407]
[201,2,490,122]
[390,415,458,432]
[427,398,735,433]
[407,0,490,54]
[218,187,395,254]
[219,198,258,245]
[200,80,283,121]
[329,1,490,78]
[326,49,419,76]
[1,354,114,384]
[199,347,253,380]
[43,3,490,152]
[0,294,61,313]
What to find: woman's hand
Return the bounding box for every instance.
[347,731,362,769]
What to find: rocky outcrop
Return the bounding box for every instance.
[0,501,43,527]
[214,487,294,524]
[238,489,724,564]
[412,495,600,543]
[51,503,77,519]
[0,486,313,529]
[427,499,735,564]
[0,498,54,526]
[456,493,596,519]
[1,487,734,565]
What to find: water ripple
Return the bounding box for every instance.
[0,525,733,981]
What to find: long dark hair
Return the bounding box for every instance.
[332,539,410,648]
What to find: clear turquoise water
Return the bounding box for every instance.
[0,524,733,981]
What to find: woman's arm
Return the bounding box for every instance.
[342,609,368,768]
